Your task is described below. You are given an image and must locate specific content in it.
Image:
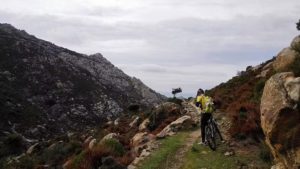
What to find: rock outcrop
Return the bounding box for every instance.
[273,48,299,71]
[291,35,300,53]
[156,115,194,138]
[0,23,165,141]
[261,72,300,168]
[273,36,300,72]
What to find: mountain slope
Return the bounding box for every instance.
[208,35,300,142]
[0,23,165,140]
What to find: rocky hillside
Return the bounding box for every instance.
[260,36,300,169]
[207,56,275,140]
[0,23,165,141]
[208,35,300,168]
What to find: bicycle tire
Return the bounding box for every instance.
[205,124,216,151]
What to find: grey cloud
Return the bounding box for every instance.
[1,0,299,95]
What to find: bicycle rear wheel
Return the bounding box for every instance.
[205,125,216,151]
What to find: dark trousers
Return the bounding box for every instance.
[201,113,212,142]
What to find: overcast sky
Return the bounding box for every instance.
[1,0,299,97]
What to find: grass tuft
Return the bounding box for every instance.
[137,132,188,169]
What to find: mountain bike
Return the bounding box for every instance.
[205,116,222,151]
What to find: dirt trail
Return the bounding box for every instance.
[160,101,231,169]
[162,129,200,169]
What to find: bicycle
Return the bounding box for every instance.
[205,116,223,151]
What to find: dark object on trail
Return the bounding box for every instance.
[297,19,300,31]
[172,87,182,98]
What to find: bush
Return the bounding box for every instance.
[0,134,24,157]
[68,139,125,169]
[252,79,266,103]
[70,150,88,169]
[102,139,125,157]
[39,141,81,165]
[15,155,36,169]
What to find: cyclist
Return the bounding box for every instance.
[195,88,223,145]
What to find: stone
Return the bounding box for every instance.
[140,149,150,157]
[67,132,74,138]
[62,159,72,169]
[156,115,193,138]
[224,151,234,156]
[261,72,300,168]
[114,118,120,126]
[256,68,271,78]
[88,139,97,149]
[291,35,300,53]
[131,132,149,147]
[139,118,150,131]
[26,143,39,154]
[100,133,118,143]
[106,121,113,125]
[127,165,136,169]
[271,163,285,169]
[262,61,273,71]
[84,136,93,146]
[284,77,300,102]
[129,116,140,128]
[273,47,299,71]
[132,157,143,165]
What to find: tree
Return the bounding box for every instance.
[297,19,300,31]
[171,87,182,98]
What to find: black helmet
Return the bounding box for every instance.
[197,88,204,95]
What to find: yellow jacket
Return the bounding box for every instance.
[196,95,214,113]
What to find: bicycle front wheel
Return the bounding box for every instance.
[205,125,216,151]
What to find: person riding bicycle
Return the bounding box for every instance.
[195,88,223,145]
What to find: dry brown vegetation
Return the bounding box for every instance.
[207,59,276,140]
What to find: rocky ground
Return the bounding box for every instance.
[130,101,271,169]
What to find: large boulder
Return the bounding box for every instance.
[88,139,97,149]
[129,116,141,128]
[261,72,300,168]
[273,48,299,72]
[131,132,149,148]
[139,118,150,131]
[156,115,193,138]
[148,102,182,130]
[100,133,119,143]
[26,143,39,155]
[154,102,181,117]
[291,35,300,53]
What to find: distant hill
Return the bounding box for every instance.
[0,23,166,140]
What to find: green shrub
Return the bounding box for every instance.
[0,134,24,157]
[70,150,87,169]
[103,139,125,156]
[15,155,36,169]
[39,141,81,165]
[252,79,266,103]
